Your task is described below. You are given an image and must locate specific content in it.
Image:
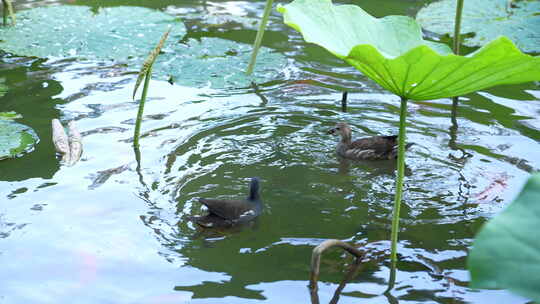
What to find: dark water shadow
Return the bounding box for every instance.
[0,55,65,180]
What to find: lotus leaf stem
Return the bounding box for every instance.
[133,68,151,148]
[246,0,273,75]
[451,0,464,140]
[390,96,408,268]
[3,0,7,26]
[341,91,348,112]
[2,0,15,26]
[453,0,464,55]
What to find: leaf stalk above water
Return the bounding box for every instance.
[390,97,408,269]
[133,68,152,148]
[453,0,464,55]
[246,0,274,75]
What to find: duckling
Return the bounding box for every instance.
[327,122,410,160]
[191,177,262,228]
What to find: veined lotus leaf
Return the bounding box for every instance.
[0,118,39,160]
[155,37,288,88]
[468,173,540,302]
[278,0,540,100]
[0,6,186,61]
[417,0,540,53]
[0,6,286,90]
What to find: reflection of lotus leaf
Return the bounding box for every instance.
[469,173,540,302]
[0,119,39,160]
[0,6,186,60]
[417,0,540,53]
[156,37,288,88]
[278,0,540,100]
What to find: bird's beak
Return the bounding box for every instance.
[327,127,337,135]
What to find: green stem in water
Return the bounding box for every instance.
[453,0,464,55]
[3,0,7,26]
[451,1,464,128]
[390,96,408,271]
[133,68,152,148]
[246,0,274,75]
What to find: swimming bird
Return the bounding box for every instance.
[327,122,410,160]
[191,177,262,228]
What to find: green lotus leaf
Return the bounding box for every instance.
[278,0,540,100]
[0,5,186,61]
[155,37,287,88]
[0,6,286,90]
[0,118,39,160]
[468,173,540,302]
[0,111,22,120]
[417,0,540,53]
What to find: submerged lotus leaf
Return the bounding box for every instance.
[154,37,288,88]
[468,173,540,302]
[0,118,39,160]
[278,0,540,100]
[0,5,186,61]
[417,0,540,53]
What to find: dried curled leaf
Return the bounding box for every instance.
[51,119,69,155]
[132,26,171,100]
[67,121,82,166]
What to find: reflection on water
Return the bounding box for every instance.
[1,0,540,303]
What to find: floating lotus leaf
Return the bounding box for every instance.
[468,173,540,302]
[0,5,287,90]
[0,115,39,160]
[155,37,288,88]
[0,111,21,120]
[0,5,186,61]
[417,0,540,53]
[278,0,540,100]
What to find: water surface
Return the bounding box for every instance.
[1,0,539,303]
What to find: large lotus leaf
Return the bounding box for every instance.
[155,37,288,88]
[417,0,540,53]
[0,118,39,160]
[0,5,186,61]
[468,173,540,302]
[278,0,540,100]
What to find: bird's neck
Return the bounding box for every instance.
[341,133,352,145]
[248,178,260,201]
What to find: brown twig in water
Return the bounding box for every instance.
[310,239,364,291]
[328,258,364,304]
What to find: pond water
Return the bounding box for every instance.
[1,0,539,303]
